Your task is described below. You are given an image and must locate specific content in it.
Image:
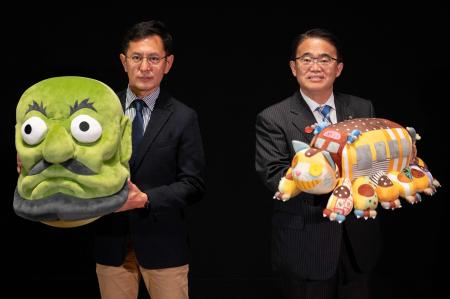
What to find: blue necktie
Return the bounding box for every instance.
[132,100,145,160]
[317,105,332,123]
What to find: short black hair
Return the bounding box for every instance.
[122,20,173,55]
[290,28,343,62]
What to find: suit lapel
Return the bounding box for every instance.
[289,92,354,144]
[290,91,317,143]
[118,90,127,111]
[334,93,352,122]
[119,90,173,171]
[132,92,172,170]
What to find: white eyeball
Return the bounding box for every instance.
[70,114,102,143]
[21,116,48,145]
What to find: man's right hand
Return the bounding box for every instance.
[115,179,148,212]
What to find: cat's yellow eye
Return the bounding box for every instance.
[309,164,323,177]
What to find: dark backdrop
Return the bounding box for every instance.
[3,6,449,299]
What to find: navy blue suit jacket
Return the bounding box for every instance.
[94,90,206,269]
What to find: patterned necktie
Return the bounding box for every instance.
[132,99,145,160]
[317,104,332,123]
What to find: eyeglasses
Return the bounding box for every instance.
[127,54,168,65]
[295,54,337,66]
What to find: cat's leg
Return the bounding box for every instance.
[370,171,401,210]
[274,168,301,201]
[387,170,418,204]
[352,176,378,219]
[323,178,353,223]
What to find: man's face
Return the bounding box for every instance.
[16,77,131,201]
[120,35,174,98]
[290,37,343,96]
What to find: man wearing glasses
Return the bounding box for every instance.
[255,28,380,299]
[94,20,206,299]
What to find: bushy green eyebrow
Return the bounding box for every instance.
[69,98,97,116]
[26,101,47,116]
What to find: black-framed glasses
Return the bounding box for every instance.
[295,54,337,66]
[127,54,168,65]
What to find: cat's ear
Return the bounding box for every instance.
[292,140,309,153]
[322,151,336,170]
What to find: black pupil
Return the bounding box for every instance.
[24,124,32,134]
[79,121,90,132]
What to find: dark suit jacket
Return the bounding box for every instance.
[255,90,381,280]
[94,90,206,269]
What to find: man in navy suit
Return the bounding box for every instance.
[255,28,380,299]
[94,20,206,299]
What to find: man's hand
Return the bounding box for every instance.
[115,179,148,212]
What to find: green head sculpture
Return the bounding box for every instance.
[14,76,131,227]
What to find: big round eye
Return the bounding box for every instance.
[70,114,102,143]
[21,116,48,145]
[309,164,323,177]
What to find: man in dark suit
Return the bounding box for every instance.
[255,28,380,299]
[94,20,206,299]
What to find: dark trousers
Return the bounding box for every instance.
[280,234,371,299]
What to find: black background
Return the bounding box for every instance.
[3,5,449,299]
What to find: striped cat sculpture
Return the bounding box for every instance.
[275,118,440,223]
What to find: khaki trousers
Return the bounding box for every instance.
[96,248,188,299]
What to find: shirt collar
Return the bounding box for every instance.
[125,87,160,111]
[300,89,336,112]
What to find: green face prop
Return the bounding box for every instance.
[14,76,131,227]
